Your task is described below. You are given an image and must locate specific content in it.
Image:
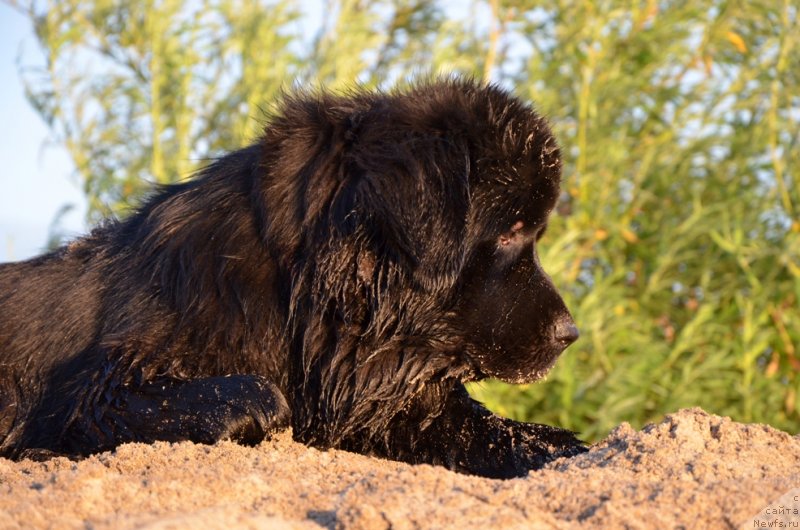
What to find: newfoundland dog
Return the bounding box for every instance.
[0,78,586,478]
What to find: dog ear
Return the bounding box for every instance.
[328,128,472,292]
[258,94,360,261]
[329,164,420,270]
[261,92,471,292]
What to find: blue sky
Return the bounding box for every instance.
[0,7,87,262]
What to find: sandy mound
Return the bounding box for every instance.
[1,408,798,529]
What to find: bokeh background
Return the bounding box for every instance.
[1,0,798,441]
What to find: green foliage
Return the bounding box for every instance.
[11,0,799,439]
[15,0,303,220]
[470,0,800,439]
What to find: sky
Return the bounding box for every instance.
[0,7,87,263]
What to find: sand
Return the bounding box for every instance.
[1,408,798,529]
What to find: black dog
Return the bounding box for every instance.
[0,79,586,478]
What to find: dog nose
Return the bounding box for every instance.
[554,316,579,346]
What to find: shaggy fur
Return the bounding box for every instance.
[0,79,586,478]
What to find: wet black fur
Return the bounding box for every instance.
[0,79,586,478]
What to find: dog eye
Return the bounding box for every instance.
[498,221,524,247]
